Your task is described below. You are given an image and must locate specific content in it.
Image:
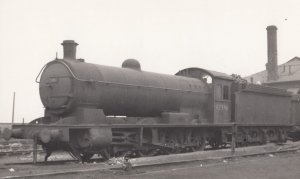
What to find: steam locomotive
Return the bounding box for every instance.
[3,40,298,162]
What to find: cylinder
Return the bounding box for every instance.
[2,128,12,141]
[3,128,23,141]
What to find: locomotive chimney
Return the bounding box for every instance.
[266,25,278,81]
[61,40,78,60]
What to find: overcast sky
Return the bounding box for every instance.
[1,0,300,123]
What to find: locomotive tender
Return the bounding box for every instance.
[3,40,294,161]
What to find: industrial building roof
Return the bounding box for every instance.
[245,56,300,84]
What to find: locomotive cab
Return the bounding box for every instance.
[176,68,234,124]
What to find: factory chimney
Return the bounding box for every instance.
[266,25,278,81]
[61,40,78,60]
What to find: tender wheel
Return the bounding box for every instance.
[209,138,220,149]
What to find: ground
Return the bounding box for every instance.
[74,151,300,179]
[126,152,300,179]
[1,142,300,179]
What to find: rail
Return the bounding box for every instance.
[3,144,299,179]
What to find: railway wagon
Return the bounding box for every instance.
[3,40,293,161]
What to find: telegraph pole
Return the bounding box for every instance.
[11,92,15,124]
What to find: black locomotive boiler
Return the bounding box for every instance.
[3,40,294,161]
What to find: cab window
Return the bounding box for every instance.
[215,84,230,100]
[215,84,222,100]
[223,85,229,100]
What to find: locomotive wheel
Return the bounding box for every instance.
[164,130,184,153]
[185,147,195,152]
[209,141,219,149]
[189,131,206,151]
[81,153,94,162]
[68,141,92,162]
[171,147,183,154]
[260,129,269,144]
[68,151,82,161]
[277,129,287,143]
[191,141,206,151]
[69,151,94,162]
[114,151,128,158]
[99,149,110,161]
[137,149,158,157]
[209,138,220,149]
[44,148,52,162]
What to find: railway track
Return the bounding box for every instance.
[2,142,300,179]
[0,149,43,156]
[4,156,106,166]
[2,145,229,166]
[0,139,40,157]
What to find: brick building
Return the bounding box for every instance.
[245,26,300,94]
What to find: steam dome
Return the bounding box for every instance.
[122,59,141,71]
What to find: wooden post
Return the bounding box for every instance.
[139,127,144,146]
[231,123,237,155]
[33,135,38,164]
